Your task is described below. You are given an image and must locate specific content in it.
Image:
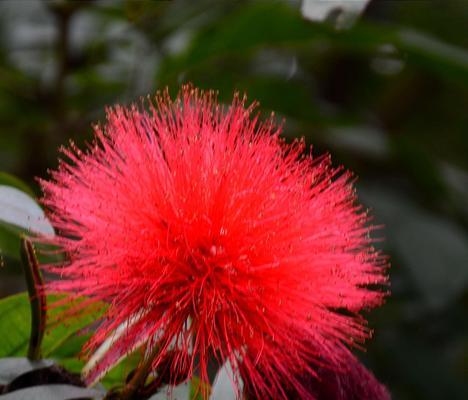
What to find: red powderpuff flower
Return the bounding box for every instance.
[40,86,388,399]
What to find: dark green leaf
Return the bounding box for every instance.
[0,223,22,261]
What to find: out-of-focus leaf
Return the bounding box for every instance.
[0,185,53,236]
[158,2,468,87]
[0,384,104,400]
[372,331,468,399]
[360,185,468,310]
[326,125,390,158]
[0,173,34,197]
[191,75,322,124]
[0,358,54,385]
[440,162,468,221]
[396,28,468,86]
[158,2,317,83]
[0,223,23,261]
[391,135,447,198]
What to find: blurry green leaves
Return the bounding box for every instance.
[396,28,468,86]
[157,1,468,91]
[360,185,468,310]
[157,2,319,88]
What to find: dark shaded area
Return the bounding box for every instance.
[1,364,84,395]
[0,0,467,399]
[242,351,390,400]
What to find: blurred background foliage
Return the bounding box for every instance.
[0,0,467,399]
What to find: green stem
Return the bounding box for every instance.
[20,237,46,361]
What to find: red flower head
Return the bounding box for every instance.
[40,86,388,399]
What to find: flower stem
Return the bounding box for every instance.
[20,237,46,361]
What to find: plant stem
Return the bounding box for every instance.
[20,237,46,361]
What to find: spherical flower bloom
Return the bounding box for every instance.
[40,86,388,399]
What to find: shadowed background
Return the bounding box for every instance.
[0,1,467,399]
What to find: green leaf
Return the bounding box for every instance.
[0,222,23,261]
[0,292,138,390]
[43,297,104,358]
[101,352,141,389]
[0,293,32,357]
[0,293,100,359]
